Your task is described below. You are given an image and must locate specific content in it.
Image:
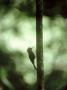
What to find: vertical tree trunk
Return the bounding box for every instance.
[36,0,44,90]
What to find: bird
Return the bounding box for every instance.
[27,48,37,70]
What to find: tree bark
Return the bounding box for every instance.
[36,0,44,90]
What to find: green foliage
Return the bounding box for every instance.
[45,70,67,90]
[0,1,67,90]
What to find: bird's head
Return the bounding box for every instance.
[27,47,32,52]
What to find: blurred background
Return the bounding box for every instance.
[0,0,67,90]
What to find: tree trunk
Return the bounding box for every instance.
[36,0,44,90]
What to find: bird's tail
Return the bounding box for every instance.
[33,64,37,70]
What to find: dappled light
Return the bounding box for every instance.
[0,0,67,90]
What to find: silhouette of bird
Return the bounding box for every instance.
[27,48,36,70]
